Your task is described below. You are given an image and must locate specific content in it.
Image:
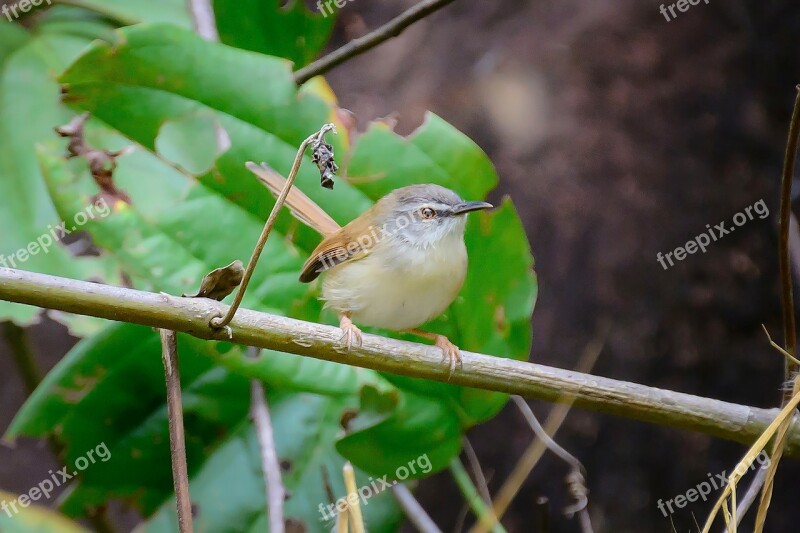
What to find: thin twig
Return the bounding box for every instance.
[752,85,800,532]
[512,397,593,533]
[5,270,800,454]
[449,458,506,533]
[160,329,193,533]
[293,0,457,84]
[462,437,492,505]
[391,484,443,533]
[2,321,42,395]
[777,87,800,372]
[472,324,607,533]
[343,462,365,533]
[210,124,335,330]
[249,349,285,533]
[511,397,584,476]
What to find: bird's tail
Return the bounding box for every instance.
[246,161,341,237]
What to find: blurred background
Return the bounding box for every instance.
[3,0,800,531]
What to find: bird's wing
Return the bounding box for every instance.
[299,213,382,283]
[246,161,341,237]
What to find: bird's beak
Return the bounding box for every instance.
[451,201,493,215]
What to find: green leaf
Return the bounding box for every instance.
[0,492,89,533]
[142,394,402,533]
[213,0,337,67]
[0,27,117,326]
[0,22,30,66]
[51,0,191,27]
[59,24,373,252]
[346,114,499,202]
[336,387,461,478]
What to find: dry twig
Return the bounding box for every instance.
[209,124,336,330]
[160,329,193,533]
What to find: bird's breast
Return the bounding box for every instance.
[320,234,468,330]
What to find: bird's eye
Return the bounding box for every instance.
[420,207,436,219]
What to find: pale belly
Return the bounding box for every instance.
[320,237,468,330]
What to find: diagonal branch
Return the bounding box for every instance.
[3,266,800,455]
[293,0,458,84]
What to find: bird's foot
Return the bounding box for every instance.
[434,334,462,380]
[338,314,363,351]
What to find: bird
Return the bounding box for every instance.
[247,162,492,377]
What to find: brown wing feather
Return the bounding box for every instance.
[246,161,341,237]
[299,210,383,282]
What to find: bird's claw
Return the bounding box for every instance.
[338,315,363,351]
[435,335,462,380]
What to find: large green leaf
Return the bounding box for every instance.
[59,24,372,252]
[0,23,118,326]
[213,0,337,67]
[51,0,191,27]
[7,323,251,515]
[347,114,499,202]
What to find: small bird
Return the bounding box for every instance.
[247,162,492,376]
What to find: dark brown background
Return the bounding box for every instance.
[3,0,800,531]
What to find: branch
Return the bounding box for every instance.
[293,0,457,84]
[249,348,285,533]
[3,267,800,455]
[160,329,194,533]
